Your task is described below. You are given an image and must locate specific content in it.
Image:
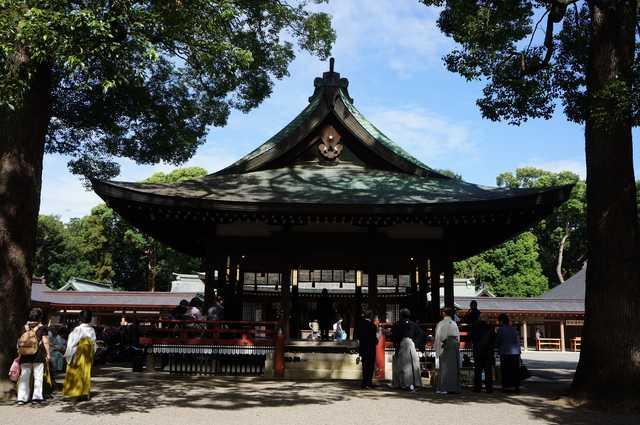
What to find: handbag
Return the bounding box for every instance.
[8,357,20,382]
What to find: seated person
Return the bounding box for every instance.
[333,318,347,341]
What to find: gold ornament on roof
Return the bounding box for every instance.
[318,125,343,160]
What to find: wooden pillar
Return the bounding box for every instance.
[410,260,418,296]
[291,268,299,339]
[418,259,429,322]
[522,321,529,352]
[280,266,292,341]
[214,255,227,298]
[236,258,244,320]
[226,255,241,320]
[367,258,378,316]
[429,258,441,322]
[203,253,217,312]
[353,270,363,338]
[443,258,454,310]
[560,320,566,352]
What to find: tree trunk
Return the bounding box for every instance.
[555,222,570,283]
[0,63,52,394]
[572,1,640,401]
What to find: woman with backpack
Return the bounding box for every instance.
[63,310,96,400]
[16,307,51,405]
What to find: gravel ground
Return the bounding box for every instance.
[1,352,637,425]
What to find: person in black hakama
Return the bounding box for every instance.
[355,309,379,389]
[391,308,424,391]
[471,317,495,393]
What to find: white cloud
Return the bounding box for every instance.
[367,106,475,163]
[520,159,586,179]
[40,156,103,222]
[39,143,239,222]
[315,1,450,76]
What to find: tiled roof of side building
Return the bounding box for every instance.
[539,267,586,300]
[455,296,584,313]
[32,282,194,308]
[58,277,114,292]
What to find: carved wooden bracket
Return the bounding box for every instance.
[318,125,343,160]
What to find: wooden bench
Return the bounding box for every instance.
[536,338,561,351]
[571,337,581,351]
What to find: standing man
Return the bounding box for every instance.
[435,307,461,394]
[466,300,481,324]
[496,313,522,392]
[355,309,378,389]
[471,316,495,393]
[317,289,334,341]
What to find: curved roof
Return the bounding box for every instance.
[91,60,573,260]
[213,63,445,178]
[95,164,572,210]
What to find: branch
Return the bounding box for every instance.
[521,10,555,75]
[555,221,571,283]
[525,9,550,56]
[520,0,578,76]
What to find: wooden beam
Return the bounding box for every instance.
[367,257,378,315]
[280,266,292,340]
[417,259,429,322]
[204,258,216,312]
[410,260,418,296]
[429,258,441,322]
[443,258,454,310]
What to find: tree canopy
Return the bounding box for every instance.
[34,167,209,291]
[1,0,335,179]
[420,0,638,126]
[497,167,586,283]
[455,231,549,297]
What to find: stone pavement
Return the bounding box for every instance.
[1,352,637,425]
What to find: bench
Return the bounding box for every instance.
[536,338,561,351]
[571,337,581,351]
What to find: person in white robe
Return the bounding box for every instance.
[434,307,461,394]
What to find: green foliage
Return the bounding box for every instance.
[1,1,334,178]
[420,1,639,126]
[435,168,463,180]
[497,167,586,284]
[455,232,548,297]
[33,167,207,290]
[455,166,586,295]
[144,166,208,184]
[35,215,82,288]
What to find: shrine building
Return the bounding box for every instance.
[91,59,572,340]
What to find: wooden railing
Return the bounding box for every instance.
[138,319,279,346]
[571,337,581,352]
[536,337,562,351]
[138,320,284,376]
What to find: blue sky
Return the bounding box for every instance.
[41,1,640,221]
